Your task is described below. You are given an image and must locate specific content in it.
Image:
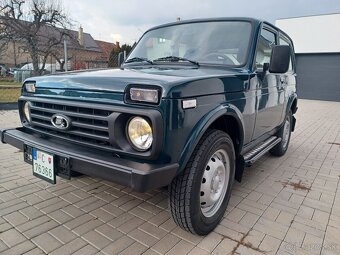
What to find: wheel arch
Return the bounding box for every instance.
[285,94,298,131]
[178,104,245,173]
[287,93,298,115]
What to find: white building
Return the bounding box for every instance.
[276,13,340,101]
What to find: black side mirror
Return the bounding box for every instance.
[118,52,125,66]
[269,45,291,73]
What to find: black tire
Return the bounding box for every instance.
[169,129,235,235]
[270,110,292,156]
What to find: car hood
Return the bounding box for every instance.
[27,66,250,98]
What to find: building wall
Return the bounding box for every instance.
[276,14,340,102]
[276,13,340,54]
[0,41,107,70]
[296,53,340,102]
[0,41,32,67]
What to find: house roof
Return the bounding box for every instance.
[95,40,116,60]
[37,24,102,52]
[0,16,102,52]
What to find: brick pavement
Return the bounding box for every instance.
[0,99,340,255]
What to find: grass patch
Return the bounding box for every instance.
[0,77,22,86]
[0,81,22,86]
[0,87,21,103]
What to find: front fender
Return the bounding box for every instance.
[177,103,245,173]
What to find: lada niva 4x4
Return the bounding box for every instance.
[0,18,297,235]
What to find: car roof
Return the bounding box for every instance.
[146,17,262,32]
[145,17,294,46]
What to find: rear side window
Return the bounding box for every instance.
[279,37,294,72]
[255,28,277,69]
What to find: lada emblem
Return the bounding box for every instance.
[51,114,71,130]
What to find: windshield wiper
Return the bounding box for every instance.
[125,57,153,64]
[153,56,199,66]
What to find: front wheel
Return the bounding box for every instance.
[169,129,235,235]
[270,111,292,156]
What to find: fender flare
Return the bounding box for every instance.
[286,93,298,115]
[177,103,245,173]
[286,93,298,131]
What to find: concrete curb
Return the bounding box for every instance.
[0,102,18,110]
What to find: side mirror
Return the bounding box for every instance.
[269,45,291,73]
[118,52,125,66]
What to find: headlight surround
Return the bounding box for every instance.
[125,85,161,105]
[130,88,158,103]
[23,101,31,122]
[24,82,36,93]
[127,116,153,151]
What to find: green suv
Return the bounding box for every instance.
[0,18,297,235]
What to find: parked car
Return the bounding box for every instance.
[6,67,20,76]
[0,64,8,76]
[0,18,297,235]
[9,67,20,74]
[20,63,56,74]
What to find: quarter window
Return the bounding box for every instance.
[255,28,276,69]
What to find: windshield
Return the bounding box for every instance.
[127,21,252,66]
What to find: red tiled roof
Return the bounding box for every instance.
[95,40,116,60]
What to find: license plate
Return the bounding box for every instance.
[32,148,55,184]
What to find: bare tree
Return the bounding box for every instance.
[0,0,72,75]
[0,23,10,59]
[0,41,8,59]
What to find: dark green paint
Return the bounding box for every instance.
[22,18,297,176]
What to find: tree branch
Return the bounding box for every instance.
[0,0,72,75]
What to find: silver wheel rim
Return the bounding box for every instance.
[200,149,230,218]
[282,116,290,149]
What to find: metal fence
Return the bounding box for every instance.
[14,70,34,83]
[108,52,120,68]
[0,49,128,105]
[5,52,124,103]
[13,53,122,83]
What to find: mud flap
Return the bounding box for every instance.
[291,116,296,132]
[235,155,245,182]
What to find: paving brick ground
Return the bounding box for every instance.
[0,99,340,255]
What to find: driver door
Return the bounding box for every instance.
[253,26,285,139]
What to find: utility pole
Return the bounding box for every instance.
[64,40,68,72]
[13,40,17,66]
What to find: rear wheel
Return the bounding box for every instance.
[270,111,292,156]
[169,129,235,235]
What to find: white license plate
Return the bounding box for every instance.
[32,148,55,184]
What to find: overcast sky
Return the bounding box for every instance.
[62,0,340,45]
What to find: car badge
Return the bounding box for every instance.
[51,114,71,130]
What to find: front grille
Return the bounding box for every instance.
[29,101,113,150]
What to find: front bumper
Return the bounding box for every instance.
[0,127,178,192]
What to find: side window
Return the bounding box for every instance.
[279,37,293,72]
[255,28,276,69]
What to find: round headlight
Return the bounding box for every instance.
[127,117,153,151]
[23,101,30,122]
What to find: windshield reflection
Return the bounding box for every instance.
[127,21,252,66]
